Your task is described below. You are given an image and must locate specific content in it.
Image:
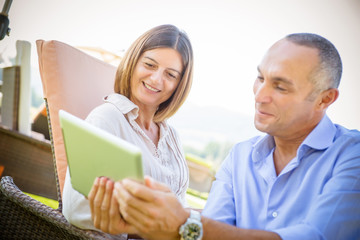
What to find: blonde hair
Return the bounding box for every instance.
[114,24,194,122]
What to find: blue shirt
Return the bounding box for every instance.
[202,115,360,240]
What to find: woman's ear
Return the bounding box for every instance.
[318,88,339,110]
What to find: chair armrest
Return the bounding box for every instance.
[0,176,111,239]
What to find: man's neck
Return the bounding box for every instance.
[272,115,323,175]
[273,138,303,175]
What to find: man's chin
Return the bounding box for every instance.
[254,121,271,134]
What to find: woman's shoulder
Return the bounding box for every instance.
[87,101,123,121]
[87,94,134,119]
[86,101,128,134]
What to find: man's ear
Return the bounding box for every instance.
[318,88,339,110]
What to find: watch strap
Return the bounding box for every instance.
[190,209,201,221]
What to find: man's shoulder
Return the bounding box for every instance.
[334,124,360,143]
[329,125,360,159]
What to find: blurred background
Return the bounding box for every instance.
[1,0,360,168]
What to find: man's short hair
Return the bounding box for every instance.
[285,33,342,91]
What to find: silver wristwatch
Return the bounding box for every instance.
[179,210,203,240]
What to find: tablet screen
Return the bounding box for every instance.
[59,110,143,196]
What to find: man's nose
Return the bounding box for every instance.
[254,82,272,103]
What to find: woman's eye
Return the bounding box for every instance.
[168,72,177,79]
[144,62,154,68]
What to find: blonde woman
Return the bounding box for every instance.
[62,24,193,238]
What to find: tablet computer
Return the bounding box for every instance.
[59,110,143,196]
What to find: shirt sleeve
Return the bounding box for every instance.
[202,149,236,225]
[62,167,97,230]
[85,106,117,134]
[274,142,360,240]
[62,106,116,231]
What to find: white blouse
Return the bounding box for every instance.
[62,93,189,231]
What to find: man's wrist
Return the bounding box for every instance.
[179,209,203,240]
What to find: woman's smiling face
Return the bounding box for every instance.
[130,48,183,111]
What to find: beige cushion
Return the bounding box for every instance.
[36,40,116,197]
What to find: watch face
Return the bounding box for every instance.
[182,223,202,240]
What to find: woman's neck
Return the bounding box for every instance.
[135,109,160,147]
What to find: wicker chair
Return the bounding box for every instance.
[0,176,107,239]
[0,40,134,239]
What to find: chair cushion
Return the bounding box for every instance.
[36,40,116,197]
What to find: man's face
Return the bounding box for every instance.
[253,39,323,139]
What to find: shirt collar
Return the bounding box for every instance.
[252,135,275,163]
[252,114,336,163]
[103,93,139,121]
[103,93,170,141]
[301,114,336,151]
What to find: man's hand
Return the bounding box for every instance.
[114,176,189,240]
[88,177,137,235]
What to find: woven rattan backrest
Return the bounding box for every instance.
[36,40,116,204]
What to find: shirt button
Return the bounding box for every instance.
[272,211,278,218]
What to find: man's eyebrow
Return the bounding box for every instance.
[273,77,294,85]
[144,56,182,75]
[257,66,293,85]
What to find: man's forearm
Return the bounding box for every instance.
[201,217,282,240]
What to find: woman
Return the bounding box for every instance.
[62,24,193,237]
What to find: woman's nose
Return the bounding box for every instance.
[150,69,162,83]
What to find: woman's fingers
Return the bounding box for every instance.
[89,177,140,234]
[93,177,107,229]
[108,193,121,234]
[99,180,113,232]
[88,177,100,222]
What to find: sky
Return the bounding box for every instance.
[1,0,360,139]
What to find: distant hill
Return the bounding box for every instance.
[168,102,262,151]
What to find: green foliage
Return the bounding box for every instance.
[187,188,209,200]
[184,140,233,169]
[186,153,212,168]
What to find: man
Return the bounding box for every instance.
[112,33,360,240]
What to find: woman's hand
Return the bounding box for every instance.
[88,177,137,235]
[114,176,189,240]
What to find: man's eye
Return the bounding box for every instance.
[257,76,264,82]
[276,86,286,91]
